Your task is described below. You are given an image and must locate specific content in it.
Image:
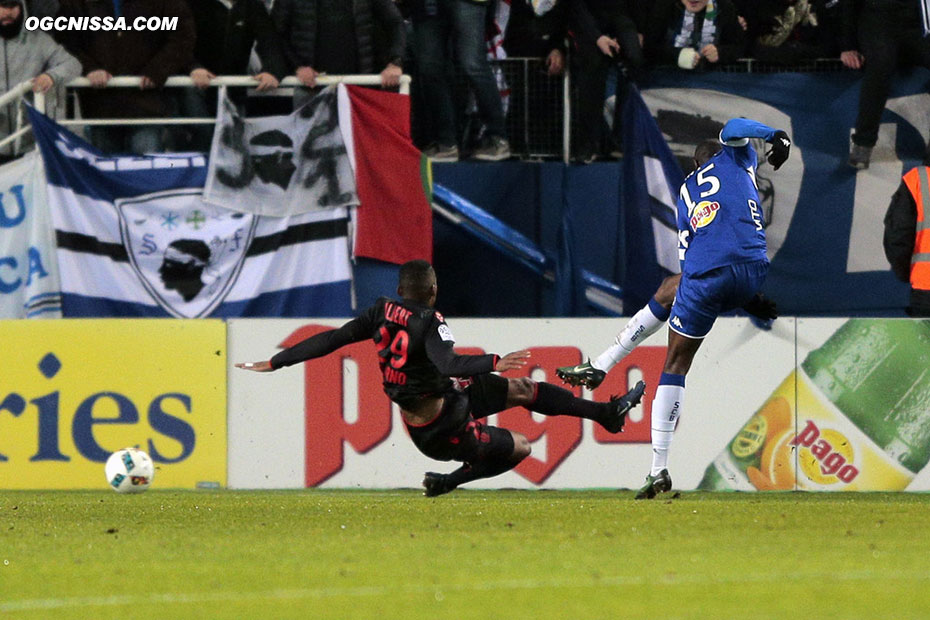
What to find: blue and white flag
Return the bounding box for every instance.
[620,85,684,310]
[28,107,352,318]
[0,151,62,318]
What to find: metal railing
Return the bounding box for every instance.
[0,74,411,154]
[0,58,854,158]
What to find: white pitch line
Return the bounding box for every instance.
[4,570,930,612]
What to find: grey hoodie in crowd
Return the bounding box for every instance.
[0,0,81,154]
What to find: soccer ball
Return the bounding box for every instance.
[105,448,155,493]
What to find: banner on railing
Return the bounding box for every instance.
[204,86,358,217]
[204,84,432,265]
[27,107,352,318]
[0,151,61,318]
[341,85,433,264]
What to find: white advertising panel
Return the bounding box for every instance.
[228,317,802,490]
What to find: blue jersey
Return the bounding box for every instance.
[676,118,775,277]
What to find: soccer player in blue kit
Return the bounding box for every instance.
[557,117,791,499]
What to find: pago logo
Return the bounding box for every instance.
[690,200,720,230]
[790,420,860,485]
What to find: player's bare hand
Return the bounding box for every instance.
[235,360,274,372]
[496,350,530,372]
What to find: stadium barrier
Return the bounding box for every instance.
[0,58,851,160]
[227,317,930,493]
[0,73,412,155]
[3,316,928,491]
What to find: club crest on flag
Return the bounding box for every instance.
[117,189,257,318]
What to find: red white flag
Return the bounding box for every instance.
[338,85,433,264]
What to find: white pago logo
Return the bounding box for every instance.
[117,189,257,318]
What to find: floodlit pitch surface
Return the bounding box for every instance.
[2,491,929,619]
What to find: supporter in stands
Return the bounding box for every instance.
[841,0,930,170]
[56,0,195,154]
[0,0,80,161]
[503,0,568,73]
[572,0,645,163]
[741,0,840,64]
[503,0,568,75]
[884,165,930,316]
[271,0,405,107]
[181,0,288,150]
[501,0,568,158]
[408,0,510,162]
[645,0,746,70]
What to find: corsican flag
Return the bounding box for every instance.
[28,107,352,318]
[204,85,358,217]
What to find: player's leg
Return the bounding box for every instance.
[505,376,645,434]
[425,428,530,497]
[557,274,679,389]
[635,331,702,499]
[635,271,717,499]
[420,378,529,496]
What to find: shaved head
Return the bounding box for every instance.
[398,260,437,305]
[694,140,723,168]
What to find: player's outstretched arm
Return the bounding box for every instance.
[720,118,790,170]
[235,360,275,372]
[244,311,377,372]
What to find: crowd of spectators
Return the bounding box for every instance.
[0,0,927,168]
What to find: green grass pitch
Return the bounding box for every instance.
[2,490,930,619]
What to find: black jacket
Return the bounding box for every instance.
[189,0,288,79]
[883,178,930,315]
[572,0,640,47]
[645,0,746,66]
[270,0,405,74]
[839,0,924,51]
[56,0,195,117]
[503,0,569,57]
